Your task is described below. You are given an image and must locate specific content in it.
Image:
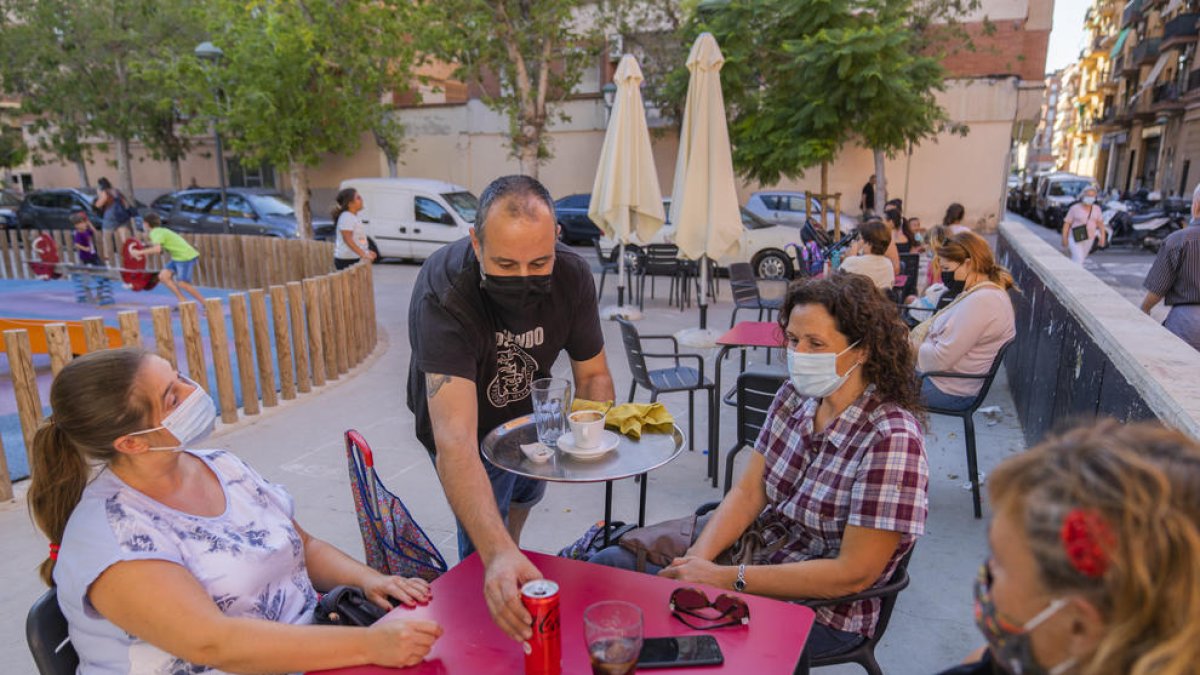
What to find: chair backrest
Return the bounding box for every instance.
[593,239,611,267]
[736,368,787,446]
[898,253,920,298]
[727,262,762,309]
[969,340,1014,409]
[616,318,655,390]
[642,244,681,273]
[27,588,78,675]
[864,545,915,648]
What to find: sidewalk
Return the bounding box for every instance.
[0,256,1025,674]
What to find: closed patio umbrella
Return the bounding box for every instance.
[590,54,666,320]
[670,32,742,336]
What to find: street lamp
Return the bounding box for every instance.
[194,41,230,235]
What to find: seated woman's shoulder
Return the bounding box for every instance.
[865,399,925,441]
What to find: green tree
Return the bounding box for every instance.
[0,125,29,174]
[422,0,601,178]
[204,0,421,236]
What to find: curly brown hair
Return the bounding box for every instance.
[780,272,922,414]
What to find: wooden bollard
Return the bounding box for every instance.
[179,301,210,392]
[118,310,141,348]
[227,294,260,416]
[0,230,12,279]
[287,282,312,393]
[82,317,107,353]
[4,330,43,465]
[203,298,238,424]
[302,278,326,387]
[269,285,297,400]
[0,432,12,501]
[330,274,350,375]
[336,270,357,367]
[151,306,178,370]
[320,275,339,380]
[248,289,278,408]
[44,323,73,376]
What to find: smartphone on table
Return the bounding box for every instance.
[637,635,724,669]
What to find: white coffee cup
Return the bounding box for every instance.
[568,410,605,449]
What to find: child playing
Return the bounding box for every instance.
[131,213,206,305]
[71,212,102,266]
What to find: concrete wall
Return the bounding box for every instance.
[996,220,1200,444]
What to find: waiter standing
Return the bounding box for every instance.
[1141,183,1200,350]
[407,175,615,641]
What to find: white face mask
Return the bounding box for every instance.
[1082,196,1096,205]
[128,378,217,451]
[787,341,861,398]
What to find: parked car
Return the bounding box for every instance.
[1034,173,1092,229]
[151,188,330,239]
[16,188,148,232]
[330,178,478,261]
[598,199,813,279]
[554,193,603,244]
[745,191,859,231]
[0,189,21,230]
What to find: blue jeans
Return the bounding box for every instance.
[455,454,547,560]
[165,258,197,284]
[921,378,977,412]
[588,545,864,670]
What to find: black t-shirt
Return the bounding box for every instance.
[407,237,604,453]
[862,182,875,210]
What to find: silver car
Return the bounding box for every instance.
[746,190,859,231]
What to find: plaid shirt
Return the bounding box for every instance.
[752,382,928,637]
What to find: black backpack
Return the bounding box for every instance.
[109,190,137,224]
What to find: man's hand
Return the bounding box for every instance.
[657,556,732,589]
[483,548,543,641]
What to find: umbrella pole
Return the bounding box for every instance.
[617,242,625,307]
[699,255,709,329]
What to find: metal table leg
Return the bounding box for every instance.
[603,480,614,547]
[638,473,648,526]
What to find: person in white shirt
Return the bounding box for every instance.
[332,187,376,270]
[1061,185,1106,265]
[840,219,896,291]
[943,202,971,235]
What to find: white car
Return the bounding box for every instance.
[596,199,815,279]
[745,191,859,231]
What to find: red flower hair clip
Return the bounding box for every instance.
[1060,509,1114,578]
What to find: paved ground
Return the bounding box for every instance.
[0,248,1027,674]
[1005,210,1168,322]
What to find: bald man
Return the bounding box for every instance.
[407,175,615,641]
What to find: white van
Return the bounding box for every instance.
[339,178,479,260]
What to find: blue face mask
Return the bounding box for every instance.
[128,378,217,451]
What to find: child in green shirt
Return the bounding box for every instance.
[132,213,206,305]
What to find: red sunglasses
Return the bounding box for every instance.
[669,587,750,630]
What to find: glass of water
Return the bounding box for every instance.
[530,377,572,447]
[584,601,643,675]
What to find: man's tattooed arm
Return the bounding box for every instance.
[426,373,452,399]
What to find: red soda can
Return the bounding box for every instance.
[521,579,562,675]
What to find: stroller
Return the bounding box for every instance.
[345,430,448,581]
[786,220,861,278]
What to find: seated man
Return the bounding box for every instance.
[591,273,929,665]
[840,220,896,290]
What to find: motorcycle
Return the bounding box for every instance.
[1102,196,1185,253]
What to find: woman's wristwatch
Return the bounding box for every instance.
[733,564,747,592]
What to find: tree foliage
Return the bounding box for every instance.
[0,125,28,171]
[422,0,601,177]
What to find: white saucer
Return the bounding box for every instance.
[557,430,620,460]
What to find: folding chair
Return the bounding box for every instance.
[345,430,448,580]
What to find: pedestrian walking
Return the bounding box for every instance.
[131,213,206,306]
[331,187,375,270]
[1141,182,1200,350]
[943,202,971,235]
[93,177,135,242]
[1061,185,1105,265]
[859,174,876,214]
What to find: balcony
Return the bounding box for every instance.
[1123,0,1144,26]
[1133,37,1163,65]
[1186,69,1200,99]
[1162,13,1200,49]
[1152,82,1185,112]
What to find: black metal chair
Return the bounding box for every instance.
[728,262,783,327]
[594,239,637,302]
[616,318,715,455]
[27,588,78,675]
[804,546,915,675]
[724,368,788,494]
[919,340,1014,519]
[637,244,685,310]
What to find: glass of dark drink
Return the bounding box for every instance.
[584,600,643,675]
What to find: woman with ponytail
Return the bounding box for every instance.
[914,230,1016,411]
[939,421,1200,675]
[29,349,441,673]
[331,187,374,270]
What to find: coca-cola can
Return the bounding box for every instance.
[521,579,562,675]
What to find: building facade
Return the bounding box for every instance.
[19,0,1053,231]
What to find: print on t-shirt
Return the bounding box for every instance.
[488,327,545,407]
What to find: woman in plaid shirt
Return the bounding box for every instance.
[593,273,928,665]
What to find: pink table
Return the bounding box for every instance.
[311,551,814,674]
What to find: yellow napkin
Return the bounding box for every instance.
[573,399,675,439]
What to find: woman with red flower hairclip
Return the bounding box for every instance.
[938,420,1200,675]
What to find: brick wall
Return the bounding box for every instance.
[941,20,1051,82]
